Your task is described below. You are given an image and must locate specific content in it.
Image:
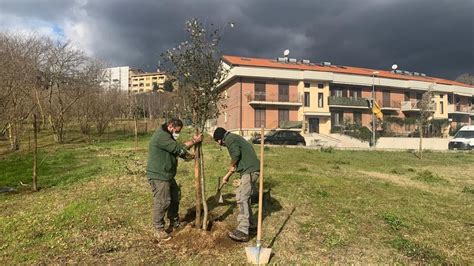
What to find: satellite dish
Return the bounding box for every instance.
[283,49,290,57]
[392,64,398,70]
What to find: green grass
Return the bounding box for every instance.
[0,125,473,264]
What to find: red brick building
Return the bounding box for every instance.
[216,55,474,136]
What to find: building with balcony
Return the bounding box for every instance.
[216,55,474,136]
[129,71,168,93]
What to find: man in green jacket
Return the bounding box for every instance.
[213,127,260,242]
[146,118,202,241]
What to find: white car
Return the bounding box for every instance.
[448,125,474,150]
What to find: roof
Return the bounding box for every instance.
[222,55,473,88]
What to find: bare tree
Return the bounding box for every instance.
[162,19,230,229]
[418,85,435,159]
[0,33,40,150]
[40,41,104,143]
[455,73,474,86]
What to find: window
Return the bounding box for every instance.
[318,83,324,89]
[278,83,289,102]
[139,83,144,87]
[440,94,444,99]
[255,82,266,101]
[448,94,453,104]
[333,88,343,97]
[152,77,157,80]
[255,108,266,128]
[304,82,310,88]
[416,93,423,101]
[278,109,289,127]
[440,101,444,114]
[350,88,362,99]
[353,111,362,124]
[331,111,344,126]
[318,93,324,108]
[146,83,150,86]
[404,92,410,101]
[383,90,390,107]
[304,92,310,107]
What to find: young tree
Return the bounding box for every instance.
[162,19,230,229]
[417,85,435,159]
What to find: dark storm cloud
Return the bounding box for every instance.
[0,0,472,79]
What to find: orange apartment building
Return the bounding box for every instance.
[216,55,474,136]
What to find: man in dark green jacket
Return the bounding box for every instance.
[213,127,260,242]
[146,118,202,241]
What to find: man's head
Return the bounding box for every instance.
[213,127,227,146]
[166,118,184,135]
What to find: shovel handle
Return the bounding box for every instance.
[220,170,234,189]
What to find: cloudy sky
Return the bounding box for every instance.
[1,0,473,80]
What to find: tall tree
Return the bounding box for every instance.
[162,19,230,229]
[455,73,474,86]
[417,85,435,159]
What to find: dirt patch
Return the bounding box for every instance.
[164,221,237,255]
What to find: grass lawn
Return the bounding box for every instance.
[1,126,473,264]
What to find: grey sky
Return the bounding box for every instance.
[0,0,473,79]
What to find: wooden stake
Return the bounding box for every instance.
[32,114,38,192]
[194,128,202,228]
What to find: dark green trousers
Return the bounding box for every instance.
[149,178,181,230]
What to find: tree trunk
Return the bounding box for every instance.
[419,124,423,159]
[200,144,209,230]
[8,123,20,151]
[194,128,202,228]
[32,114,38,191]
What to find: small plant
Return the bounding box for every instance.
[381,212,406,231]
[461,186,474,194]
[390,237,445,263]
[413,170,446,184]
[320,146,334,153]
[316,189,329,197]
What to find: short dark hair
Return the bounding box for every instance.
[213,127,227,141]
[167,118,183,128]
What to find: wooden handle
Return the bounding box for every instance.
[219,170,234,190]
[257,127,264,242]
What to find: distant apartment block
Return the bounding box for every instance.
[216,55,474,136]
[129,71,168,93]
[101,66,130,91]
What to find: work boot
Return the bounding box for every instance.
[170,218,186,229]
[154,229,172,242]
[228,229,249,242]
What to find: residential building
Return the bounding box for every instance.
[101,66,130,91]
[216,55,474,136]
[129,71,168,93]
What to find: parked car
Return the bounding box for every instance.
[252,130,306,146]
[448,125,474,150]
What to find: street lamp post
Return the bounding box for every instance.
[371,71,379,146]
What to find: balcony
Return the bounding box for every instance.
[328,96,369,109]
[401,100,434,112]
[246,92,302,107]
[380,100,401,111]
[447,104,472,115]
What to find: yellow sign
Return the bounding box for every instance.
[372,100,383,120]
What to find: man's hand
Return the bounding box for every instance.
[193,134,203,143]
[229,165,236,173]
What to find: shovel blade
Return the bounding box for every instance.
[245,246,271,264]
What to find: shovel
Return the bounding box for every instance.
[245,127,271,264]
[215,170,234,203]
